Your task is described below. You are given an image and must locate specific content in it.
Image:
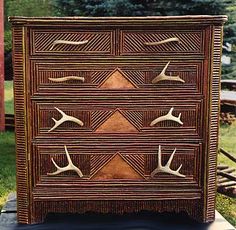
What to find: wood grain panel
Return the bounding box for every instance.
[30,29,114,55]
[30,61,203,96]
[31,100,203,139]
[32,142,201,187]
[121,29,204,56]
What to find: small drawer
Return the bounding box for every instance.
[31,99,203,139]
[32,142,202,188]
[30,28,115,56]
[30,60,204,96]
[120,29,205,56]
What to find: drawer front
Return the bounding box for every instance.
[31,99,203,139]
[30,60,204,96]
[30,29,115,56]
[32,142,202,189]
[120,29,205,56]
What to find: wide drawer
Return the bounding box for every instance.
[31,99,204,139]
[30,28,115,56]
[30,60,205,96]
[120,28,206,56]
[32,142,202,189]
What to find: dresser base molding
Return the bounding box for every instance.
[31,199,206,224]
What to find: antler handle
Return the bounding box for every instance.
[144,37,180,46]
[48,107,84,132]
[152,61,185,84]
[151,145,186,178]
[49,76,85,82]
[47,145,83,177]
[150,107,183,126]
[50,39,89,50]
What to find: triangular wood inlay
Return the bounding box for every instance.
[99,69,136,89]
[91,154,143,180]
[95,111,139,133]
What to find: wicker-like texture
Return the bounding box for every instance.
[9,16,227,224]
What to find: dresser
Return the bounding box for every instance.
[10,16,227,224]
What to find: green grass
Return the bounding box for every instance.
[219,122,236,167]
[4,81,14,114]
[216,193,236,227]
[0,131,16,209]
[217,122,236,226]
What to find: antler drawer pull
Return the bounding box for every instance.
[48,107,84,132]
[49,76,85,82]
[150,107,183,126]
[50,39,89,50]
[152,61,185,84]
[151,145,186,178]
[144,37,180,46]
[47,145,83,177]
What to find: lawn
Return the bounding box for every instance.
[217,122,236,226]
[0,131,16,209]
[4,81,14,114]
[0,81,235,226]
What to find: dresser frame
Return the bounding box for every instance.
[10,16,227,224]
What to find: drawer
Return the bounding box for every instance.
[120,28,205,56]
[31,99,203,139]
[30,60,205,96]
[32,142,202,189]
[30,28,115,56]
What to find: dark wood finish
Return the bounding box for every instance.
[9,16,227,224]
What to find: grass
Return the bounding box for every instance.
[217,122,236,227]
[219,122,236,167]
[0,81,235,226]
[4,81,14,114]
[0,131,16,209]
[216,194,236,227]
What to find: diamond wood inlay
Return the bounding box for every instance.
[91,153,143,180]
[95,110,139,133]
[99,68,137,89]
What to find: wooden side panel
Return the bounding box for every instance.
[204,26,223,222]
[12,26,30,223]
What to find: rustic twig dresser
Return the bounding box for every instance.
[10,16,227,224]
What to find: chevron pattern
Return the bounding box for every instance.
[33,31,112,53]
[122,154,144,176]
[90,154,114,176]
[123,31,202,53]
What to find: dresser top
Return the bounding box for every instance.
[9,15,227,25]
